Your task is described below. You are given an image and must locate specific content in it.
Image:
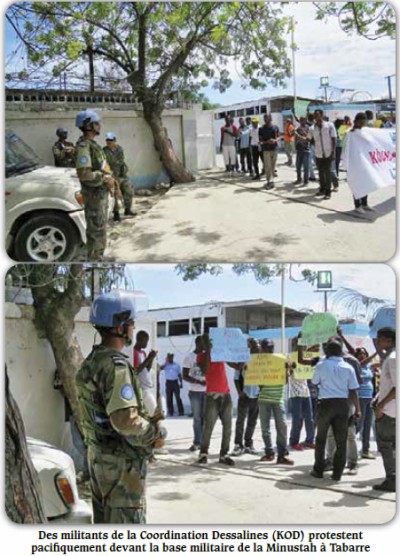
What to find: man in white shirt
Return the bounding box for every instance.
[372,327,396,493]
[309,110,337,200]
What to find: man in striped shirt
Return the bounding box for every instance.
[258,339,294,465]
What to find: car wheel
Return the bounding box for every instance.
[14,214,79,262]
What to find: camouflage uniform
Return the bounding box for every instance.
[103,144,134,213]
[75,137,110,261]
[52,139,76,168]
[76,345,157,524]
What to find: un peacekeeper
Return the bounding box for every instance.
[103,132,135,222]
[76,290,165,524]
[75,109,120,261]
[52,127,76,168]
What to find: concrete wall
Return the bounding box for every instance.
[5,106,216,188]
[5,302,157,454]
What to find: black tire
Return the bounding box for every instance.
[14,213,80,262]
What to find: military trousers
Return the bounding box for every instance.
[117,178,134,212]
[82,185,109,261]
[88,448,147,524]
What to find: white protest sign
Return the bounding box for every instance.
[369,306,396,339]
[298,313,338,346]
[342,128,396,200]
[209,327,250,363]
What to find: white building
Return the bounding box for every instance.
[149,299,307,410]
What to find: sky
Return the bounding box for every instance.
[202,1,396,105]
[3,1,396,104]
[124,264,395,322]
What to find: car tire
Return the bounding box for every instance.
[14,213,79,262]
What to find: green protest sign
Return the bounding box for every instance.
[298,313,338,346]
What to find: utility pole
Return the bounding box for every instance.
[385,74,395,101]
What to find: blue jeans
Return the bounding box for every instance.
[296,150,310,183]
[189,391,206,445]
[357,397,373,454]
[289,397,314,446]
[258,402,288,457]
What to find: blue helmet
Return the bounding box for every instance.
[90,290,137,328]
[56,127,68,137]
[75,109,101,130]
[106,131,116,141]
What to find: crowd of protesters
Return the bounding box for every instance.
[141,326,396,493]
[219,109,394,210]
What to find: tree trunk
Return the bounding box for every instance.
[143,100,195,184]
[5,368,47,523]
[31,265,85,432]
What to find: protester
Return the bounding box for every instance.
[160,353,184,417]
[354,347,376,460]
[231,338,260,456]
[258,339,294,465]
[238,117,253,175]
[288,343,315,451]
[259,115,280,190]
[294,117,311,186]
[250,117,261,180]
[348,113,375,213]
[283,116,296,167]
[372,328,396,492]
[310,338,361,481]
[336,116,352,177]
[220,116,238,172]
[133,330,159,416]
[197,333,241,466]
[308,110,337,200]
[182,336,206,451]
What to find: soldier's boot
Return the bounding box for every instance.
[124,209,137,217]
[113,211,121,222]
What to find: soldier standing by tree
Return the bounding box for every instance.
[75,109,120,261]
[103,132,135,222]
[76,290,165,523]
[52,127,76,168]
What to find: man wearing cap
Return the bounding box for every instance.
[160,353,184,417]
[75,109,117,261]
[52,128,76,168]
[103,133,135,222]
[76,290,165,523]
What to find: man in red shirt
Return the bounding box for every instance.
[196,333,243,466]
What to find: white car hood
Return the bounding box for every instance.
[6,165,81,195]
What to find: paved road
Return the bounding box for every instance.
[147,418,395,525]
[106,153,395,263]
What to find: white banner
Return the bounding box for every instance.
[342,128,396,200]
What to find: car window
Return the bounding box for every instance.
[5,132,42,177]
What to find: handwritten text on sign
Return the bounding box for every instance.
[289,352,319,380]
[210,328,250,363]
[298,313,338,346]
[245,354,287,385]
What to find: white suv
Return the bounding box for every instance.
[5,131,86,261]
[27,437,92,523]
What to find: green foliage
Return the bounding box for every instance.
[175,264,316,286]
[6,2,292,99]
[314,2,395,40]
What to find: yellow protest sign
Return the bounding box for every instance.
[245,353,287,386]
[289,352,319,380]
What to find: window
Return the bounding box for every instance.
[260,105,267,114]
[246,107,255,115]
[204,317,218,333]
[169,319,190,336]
[237,109,245,117]
[157,321,167,337]
[191,318,202,335]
